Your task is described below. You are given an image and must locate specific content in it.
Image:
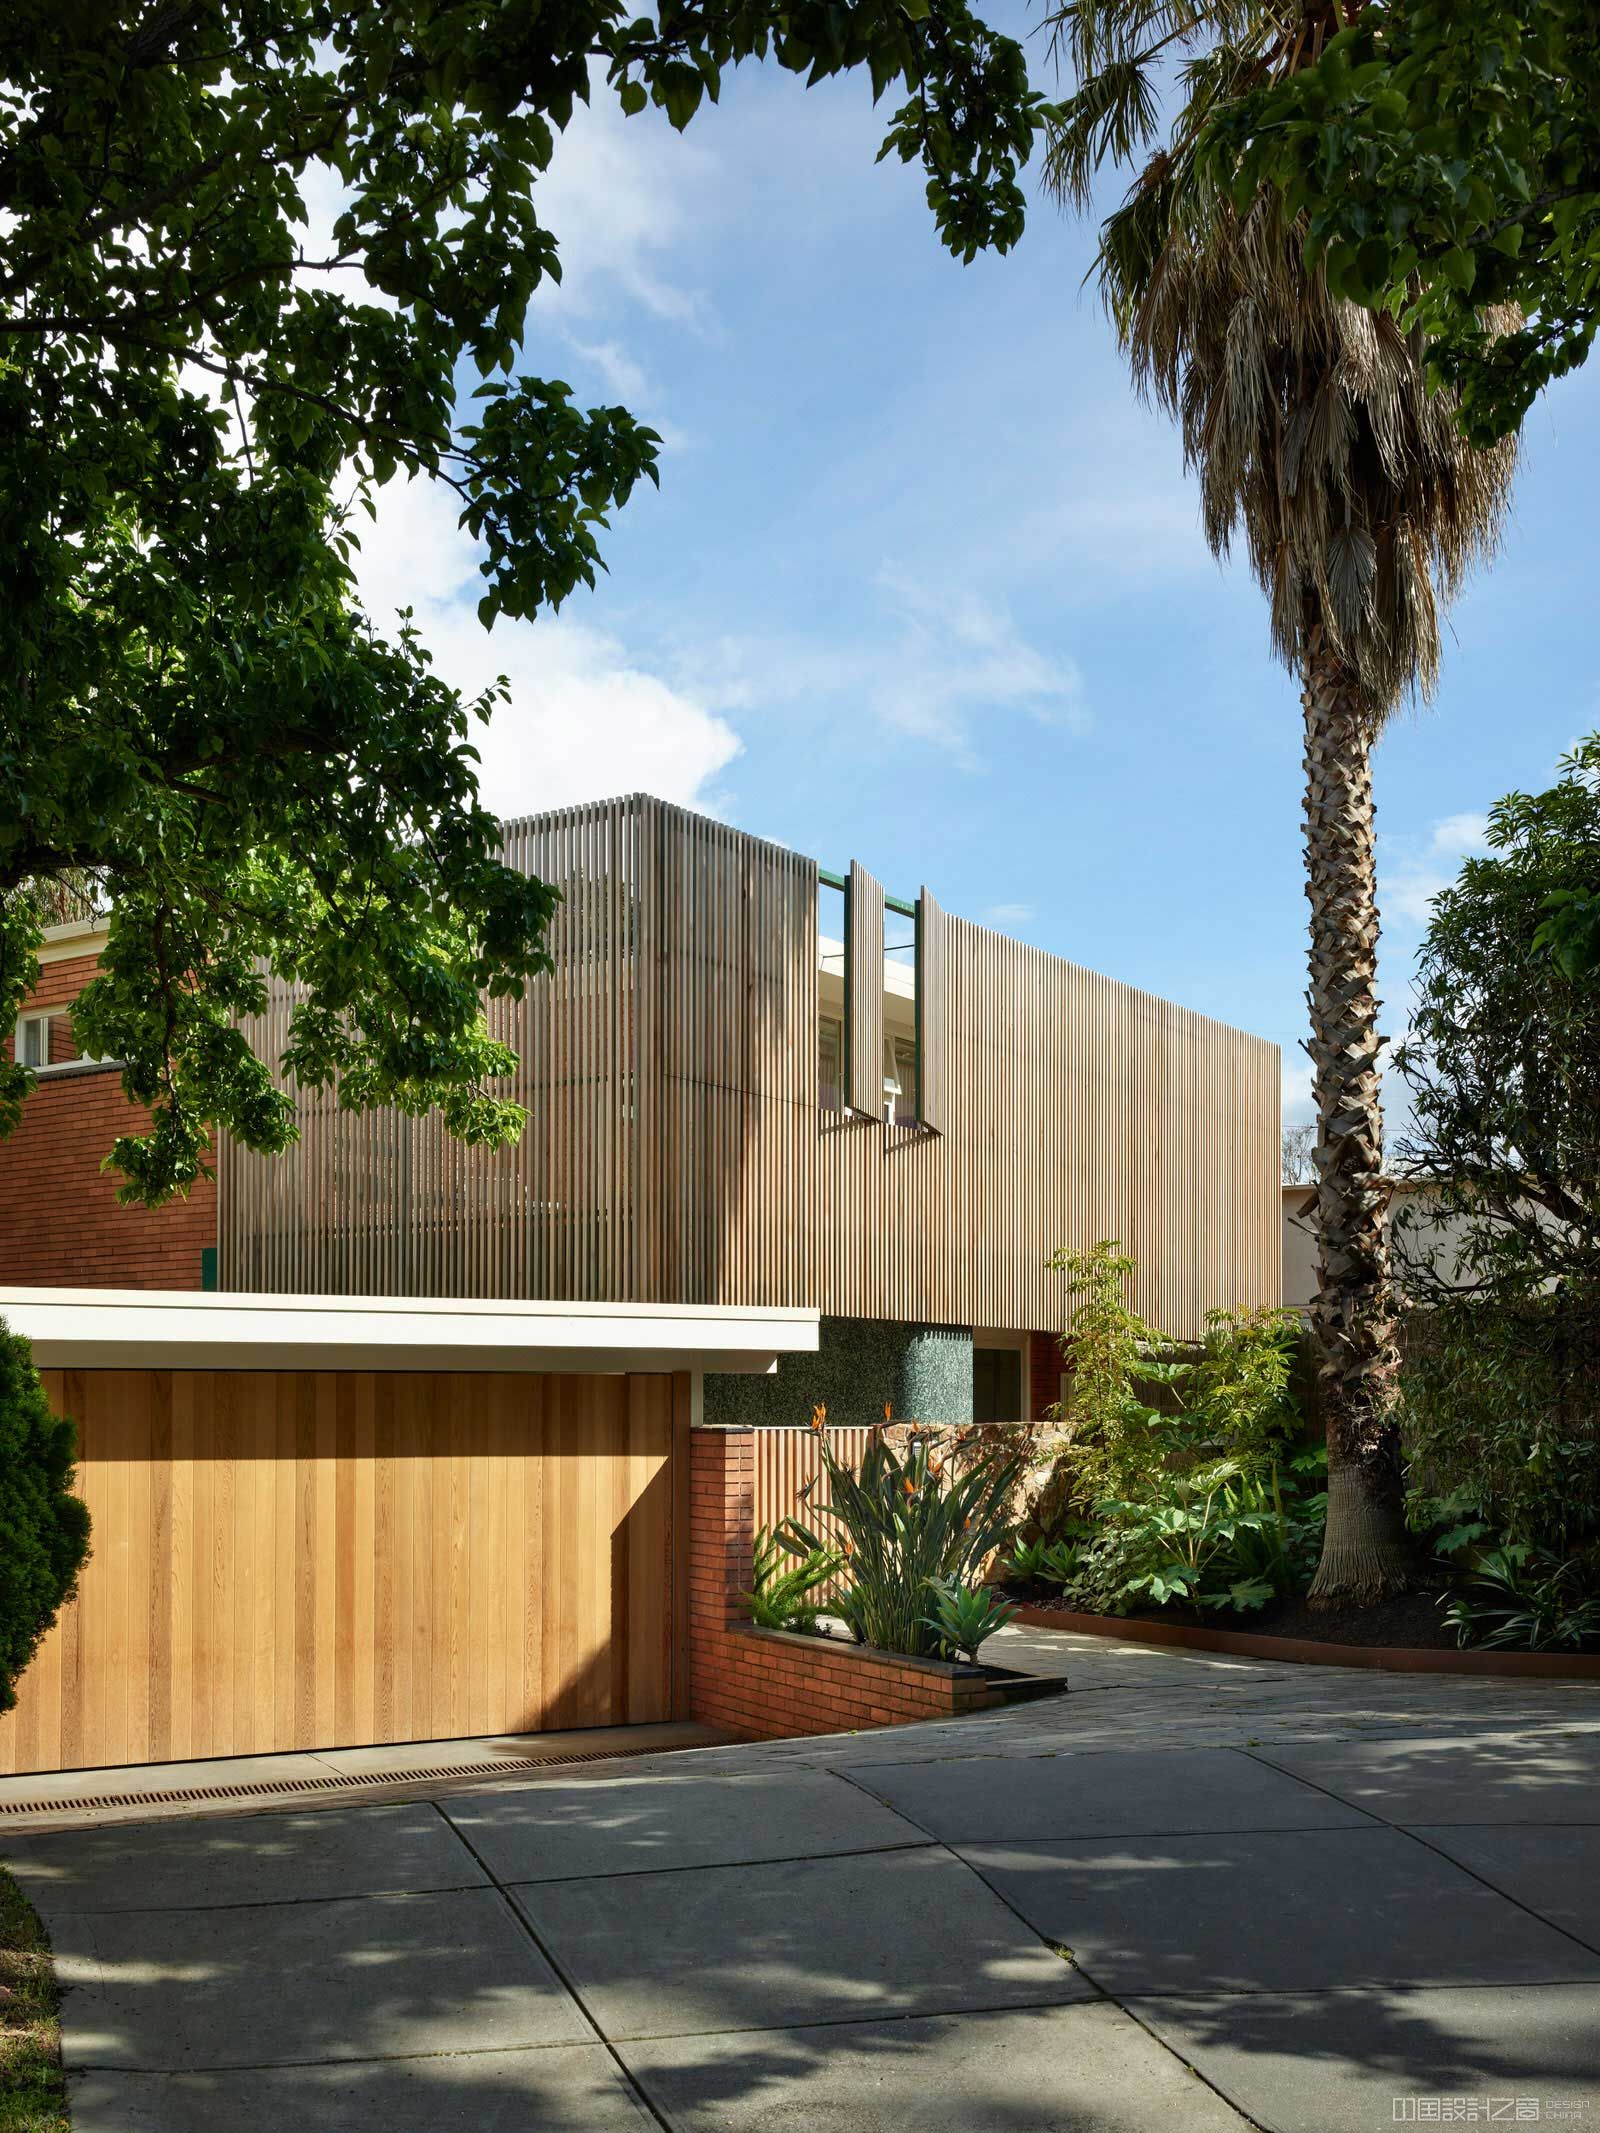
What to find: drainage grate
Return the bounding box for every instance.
[0,1742,673,1818]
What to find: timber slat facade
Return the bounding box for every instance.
[220,795,1279,1337]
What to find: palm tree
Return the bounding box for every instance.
[1042,2,1516,1600]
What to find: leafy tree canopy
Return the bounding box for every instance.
[1393,737,1600,1585]
[1392,733,1600,1305]
[1201,0,1600,444]
[1,0,1051,1202]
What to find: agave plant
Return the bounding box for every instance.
[921,1578,1018,1663]
[781,1427,1024,1659]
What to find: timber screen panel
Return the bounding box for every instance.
[219,796,1280,1337]
[844,860,886,1118]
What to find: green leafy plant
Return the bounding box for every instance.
[1072,1460,1314,1617]
[1028,1246,1320,1619]
[0,1321,91,1713]
[1407,1488,1494,1561]
[1442,1547,1600,1654]
[1039,1536,1090,1587]
[784,1426,1024,1659]
[744,1525,841,1636]
[1008,1532,1093,1591]
[1007,1537,1049,1581]
[920,1579,1018,1662]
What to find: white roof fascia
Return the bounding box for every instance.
[0,1288,820,1377]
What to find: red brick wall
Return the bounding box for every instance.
[1,952,216,1289]
[689,1427,1006,1742]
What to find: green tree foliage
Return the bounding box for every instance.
[1204,1,1600,444]
[0,1323,91,1715]
[1393,736,1600,1607]
[1,1,1051,1203]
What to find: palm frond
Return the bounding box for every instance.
[1039,0,1517,711]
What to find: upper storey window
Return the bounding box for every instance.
[819,1013,844,1111]
[9,1010,111,1074]
[13,1012,52,1070]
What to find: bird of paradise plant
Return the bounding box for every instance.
[780,1425,1024,1659]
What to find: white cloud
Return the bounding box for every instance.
[561,336,652,403]
[984,903,1035,929]
[351,475,742,818]
[1380,808,1494,930]
[530,76,717,327]
[707,571,1085,768]
[869,575,1085,762]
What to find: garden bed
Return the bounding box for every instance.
[1011,1598,1600,1679]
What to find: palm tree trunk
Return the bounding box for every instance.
[1300,623,1412,1604]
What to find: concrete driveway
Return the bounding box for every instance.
[8,1625,1600,2131]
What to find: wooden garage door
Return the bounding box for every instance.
[0,1368,686,1776]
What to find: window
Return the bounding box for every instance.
[819,1013,843,1111]
[973,1334,1028,1423]
[9,1011,111,1074]
[12,1012,52,1069]
[883,1031,918,1126]
[973,1345,1024,1423]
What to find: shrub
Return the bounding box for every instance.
[1442,1546,1600,1654]
[1024,1248,1319,1619]
[782,1425,1024,1659]
[744,1525,840,1635]
[0,1321,91,1713]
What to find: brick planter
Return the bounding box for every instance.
[690,1426,1064,1742]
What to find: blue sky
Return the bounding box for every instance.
[352,9,1600,1131]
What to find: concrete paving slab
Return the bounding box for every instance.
[446,1769,928,1884]
[3,1801,484,1913]
[961,1827,1600,1994]
[1411,1824,1600,1951]
[54,1886,592,2070]
[1129,1984,1600,2133]
[621,1999,1249,2130]
[515,1844,1091,2038]
[1256,1734,1600,1824]
[67,2044,653,2131]
[850,1746,1376,1843]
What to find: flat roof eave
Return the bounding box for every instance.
[0,1288,820,1377]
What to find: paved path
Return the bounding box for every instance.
[7,1626,1600,2131]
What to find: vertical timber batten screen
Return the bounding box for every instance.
[915,885,949,1134]
[220,797,1280,1337]
[221,797,655,1299]
[844,861,886,1119]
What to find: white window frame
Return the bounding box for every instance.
[13,1011,53,1071]
[11,1010,113,1076]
